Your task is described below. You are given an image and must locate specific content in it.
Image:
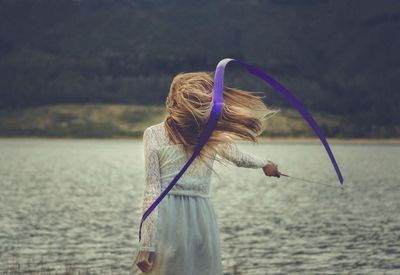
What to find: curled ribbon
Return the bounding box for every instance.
[138,58,344,241]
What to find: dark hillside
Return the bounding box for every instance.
[0,0,399,137]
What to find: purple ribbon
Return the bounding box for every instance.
[138,58,344,241]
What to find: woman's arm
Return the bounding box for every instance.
[136,127,160,271]
[218,142,281,177]
[217,142,268,169]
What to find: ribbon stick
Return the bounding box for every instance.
[279,173,342,189]
[138,58,344,241]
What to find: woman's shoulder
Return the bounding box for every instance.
[143,121,172,148]
[144,121,183,150]
[144,121,164,134]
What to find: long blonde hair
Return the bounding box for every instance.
[164,71,278,171]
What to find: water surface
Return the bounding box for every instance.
[0,139,399,274]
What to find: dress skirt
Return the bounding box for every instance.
[132,193,223,275]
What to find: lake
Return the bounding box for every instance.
[0,139,399,274]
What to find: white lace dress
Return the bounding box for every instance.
[132,121,268,275]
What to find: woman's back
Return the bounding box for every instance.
[144,121,214,198]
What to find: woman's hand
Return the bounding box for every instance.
[263,160,281,178]
[137,251,155,273]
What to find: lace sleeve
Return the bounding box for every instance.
[218,142,268,169]
[138,127,161,252]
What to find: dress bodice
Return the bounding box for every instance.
[157,143,213,197]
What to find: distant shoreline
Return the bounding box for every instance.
[1,104,398,139]
[1,137,399,145]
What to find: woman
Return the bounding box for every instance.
[132,72,281,274]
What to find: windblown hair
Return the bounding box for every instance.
[164,71,278,171]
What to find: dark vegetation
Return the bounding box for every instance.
[0,0,399,137]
